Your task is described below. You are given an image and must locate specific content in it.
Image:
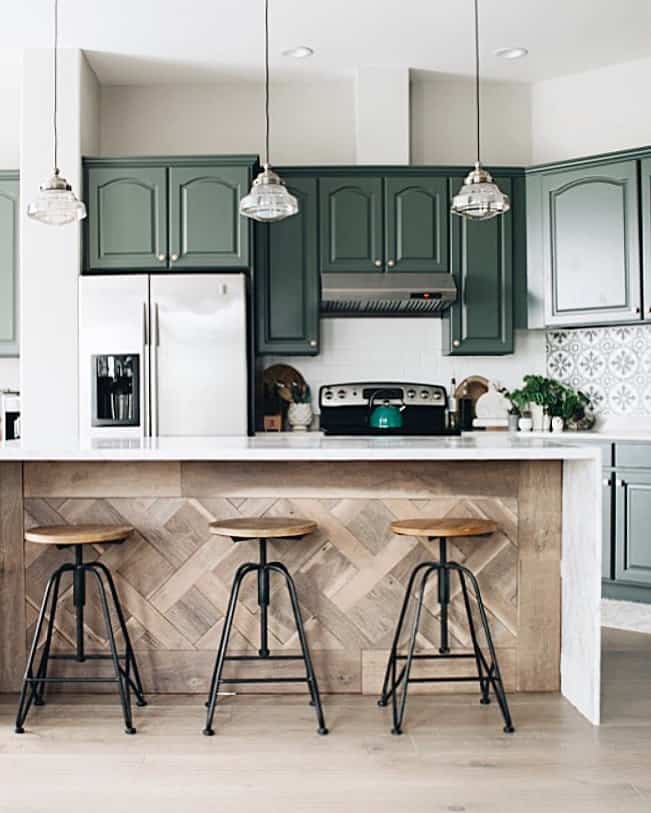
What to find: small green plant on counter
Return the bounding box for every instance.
[507,375,591,426]
[503,387,531,417]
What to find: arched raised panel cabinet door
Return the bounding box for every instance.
[443,176,513,355]
[641,157,651,321]
[256,176,319,355]
[0,174,18,356]
[541,160,641,326]
[384,177,449,272]
[169,166,250,269]
[86,166,167,271]
[319,177,383,272]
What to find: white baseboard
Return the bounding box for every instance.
[601,598,651,634]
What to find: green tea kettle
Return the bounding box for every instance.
[368,390,406,430]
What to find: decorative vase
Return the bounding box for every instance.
[518,416,533,432]
[541,413,551,432]
[551,416,564,433]
[530,403,544,431]
[287,402,313,431]
[507,414,519,432]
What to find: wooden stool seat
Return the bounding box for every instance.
[25,524,134,546]
[390,518,497,538]
[210,517,317,540]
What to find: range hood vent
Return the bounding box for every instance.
[320,273,457,317]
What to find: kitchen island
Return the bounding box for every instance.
[0,434,602,724]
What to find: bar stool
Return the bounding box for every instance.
[15,525,147,735]
[378,518,515,735]
[203,517,327,736]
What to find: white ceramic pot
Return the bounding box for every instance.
[518,416,533,432]
[287,402,313,431]
[507,414,519,432]
[551,416,564,433]
[541,413,551,432]
[529,403,544,431]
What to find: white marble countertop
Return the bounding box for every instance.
[0,433,602,462]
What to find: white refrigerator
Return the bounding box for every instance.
[79,274,249,440]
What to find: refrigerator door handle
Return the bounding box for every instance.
[142,302,150,437]
[151,302,160,437]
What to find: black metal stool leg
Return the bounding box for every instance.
[203,562,256,736]
[458,568,491,705]
[437,538,450,654]
[87,567,136,735]
[456,564,515,734]
[258,540,270,657]
[269,562,328,736]
[391,565,438,736]
[73,546,86,662]
[92,560,147,707]
[32,567,66,707]
[378,561,432,707]
[15,565,68,733]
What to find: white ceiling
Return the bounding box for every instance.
[3,0,651,86]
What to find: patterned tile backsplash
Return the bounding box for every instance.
[546,325,651,416]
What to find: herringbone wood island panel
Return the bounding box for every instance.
[2,460,562,694]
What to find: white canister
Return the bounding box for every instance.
[287,402,313,431]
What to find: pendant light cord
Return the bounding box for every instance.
[53,0,59,173]
[474,0,480,166]
[264,0,270,167]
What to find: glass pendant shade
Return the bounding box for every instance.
[451,163,510,221]
[240,165,298,223]
[27,170,87,226]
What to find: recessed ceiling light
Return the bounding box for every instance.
[282,46,314,59]
[494,47,528,60]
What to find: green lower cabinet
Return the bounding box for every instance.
[86,165,168,271]
[614,471,651,587]
[443,176,513,355]
[0,173,19,356]
[169,165,250,269]
[384,176,449,272]
[256,176,319,355]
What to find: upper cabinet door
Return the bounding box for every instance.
[541,160,641,326]
[319,177,383,272]
[443,176,513,355]
[640,157,651,321]
[0,175,18,356]
[384,177,449,272]
[168,165,250,270]
[256,177,319,355]
[86,166,168,271]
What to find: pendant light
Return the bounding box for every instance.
[27,0,87,226]
[451,0,510,221]
[240,0,298,222]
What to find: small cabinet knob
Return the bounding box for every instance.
[309,339,317,348]
[171,253,179,262]
[374,259,383,268]
[157,253,166,262]
[387,259,396,268]
[452,339,461,348]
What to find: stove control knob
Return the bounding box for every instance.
[337,389,346,400]
[420,390,430,400]
[324,390,334,401]
[406,389,416,400]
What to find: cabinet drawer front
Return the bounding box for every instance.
[86,166,168,271]
[319,177,383,272]
[168,165,250,269]
[541,160,640,326]
[384,176,449,272]
[615,471,651,586]
[614,443,651,468]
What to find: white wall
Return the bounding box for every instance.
[100,81,356,164]
[531,55,651,164]
[411,73,532,166]
[268,320,546,410]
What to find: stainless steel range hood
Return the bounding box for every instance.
[320,273,457,316]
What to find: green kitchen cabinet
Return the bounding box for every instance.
[641,157,651,320]
[0,173,19,357]
[168,165,249,269]
[443,176,513,355]
[256,176,319,355]
[384,177,449,272]
[540,160,640,326]
[319,177,383,273]
[614,471,651,587]
[86,165,168,271]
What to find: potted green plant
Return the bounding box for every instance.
[503,387,530,431]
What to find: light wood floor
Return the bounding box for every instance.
[0,628,649,813]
